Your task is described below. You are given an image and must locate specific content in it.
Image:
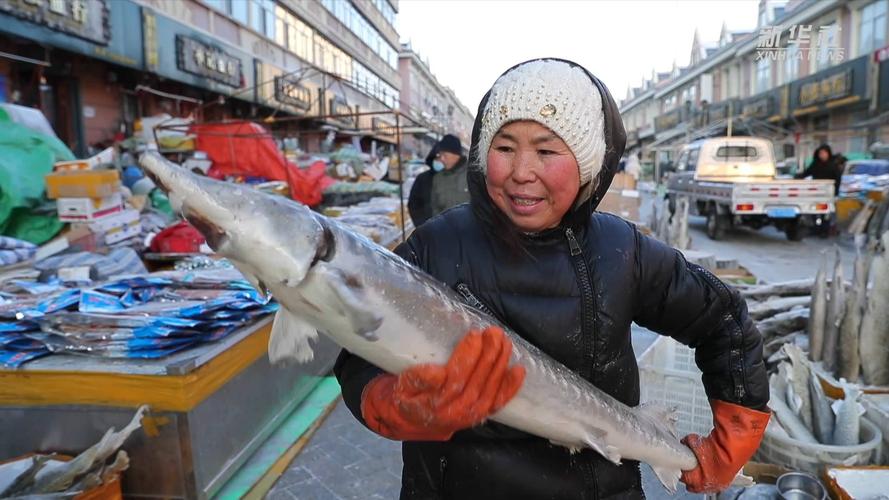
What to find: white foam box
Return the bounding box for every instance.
[84,208,142,245]
[56,193,123,222]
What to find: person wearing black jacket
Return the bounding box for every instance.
[796,144,842,195]
[407,135,469,226]
[335,59,769,499]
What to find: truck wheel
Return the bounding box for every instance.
[706,212,728,240]
[785,220,804,241]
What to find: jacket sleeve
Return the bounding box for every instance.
[407,172,432,227]
[333,235,424,429]
[631,231,769,411]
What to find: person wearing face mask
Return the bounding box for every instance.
[335,59,769,499]
[407,134,470,226]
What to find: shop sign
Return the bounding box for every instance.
[798,70,851,107]
[142,8,158,72]
[742,95,773,118]
[654,109,681,132]
[176,35,242,88]
[372,117,396,136]
[274,76,311,110]
[329,97,355,127]
[0,0,110,45]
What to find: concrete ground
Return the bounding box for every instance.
[267,197,847,499]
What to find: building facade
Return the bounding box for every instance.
[620,0,889,175]
[0,0,459,157]
[398,43,474,159]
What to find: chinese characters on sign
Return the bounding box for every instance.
[798,70,851,107]
[329,98,356,127]
[755,24,845,63]
[0,0,109,45]
[274,76,312,110]
[176,35,242,88]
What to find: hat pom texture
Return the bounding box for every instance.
[477,60,606,188]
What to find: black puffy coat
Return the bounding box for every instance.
[795,144,841,195]
[335,59,768,500]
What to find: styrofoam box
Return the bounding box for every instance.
[56,193,123,222]
[84,208,142,245]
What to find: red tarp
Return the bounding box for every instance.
[190,122,333,206]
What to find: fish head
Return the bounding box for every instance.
[139,152,327,290]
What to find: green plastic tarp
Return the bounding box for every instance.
[0,120,74,244]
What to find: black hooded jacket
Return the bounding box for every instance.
[795,144,841,195]
[335,59,768,500]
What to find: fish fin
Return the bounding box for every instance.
[651,465,682,494]
[730,472,755,487]
[240,268,269,300]
[306,262,383,340]
[579,428,621,465]
[638,402,679,439]
[269,308,317,364]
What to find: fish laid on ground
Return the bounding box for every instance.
[859,232,889,386]
[832,382,865,446]
[822,249,845,373]
[748,296,810,321]
[783,345,813,431]
[741,279,814,300]
[27,405,146,494]
[769,380,818,444]
[809,253,828,362]
[757,308,809,339]
[809,371,835,444]
[764,331,804,360]
[139,152,700,492]
[839,252,867,382]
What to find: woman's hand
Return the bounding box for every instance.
[680,400,771,493]
[360,326,526,441]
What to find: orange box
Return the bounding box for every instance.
[45,169,121,199]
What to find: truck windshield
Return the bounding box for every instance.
[716,145,759,160]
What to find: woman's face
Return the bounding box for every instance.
[486,121,580,232]
[818,149,830,162]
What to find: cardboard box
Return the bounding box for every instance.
[598,189,641,222]
[46,169,121,199]
[610,172,638,190]
[84,208,142,245]
[52,147,114,172]
[56,193,123,222]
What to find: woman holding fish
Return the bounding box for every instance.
[335,59,770,499]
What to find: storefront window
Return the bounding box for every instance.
[859,1,888,56]
[231,0,248,25]
[756,58,770,93]
[319,0,398,70]
[784,43,799,82]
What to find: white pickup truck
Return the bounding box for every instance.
[666,137,834,241]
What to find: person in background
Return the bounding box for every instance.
[336,58,769,499]
[407,134,470,226]
[796,144,841,196]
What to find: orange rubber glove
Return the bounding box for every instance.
[680,399,771,494]
[360,326,526,441]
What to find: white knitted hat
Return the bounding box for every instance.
[477,60,606,189]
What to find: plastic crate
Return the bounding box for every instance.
[637,336,713,437]
[754,418,882,474]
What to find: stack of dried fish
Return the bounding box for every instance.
[0,406,145,497]
[741,280,812,358]
[768,345,865,446]
[807,233,889,386]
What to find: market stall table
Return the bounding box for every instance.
[0,315,340,499]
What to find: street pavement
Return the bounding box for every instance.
[267,202,847,499]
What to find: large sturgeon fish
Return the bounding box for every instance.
[140,152,698,491]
